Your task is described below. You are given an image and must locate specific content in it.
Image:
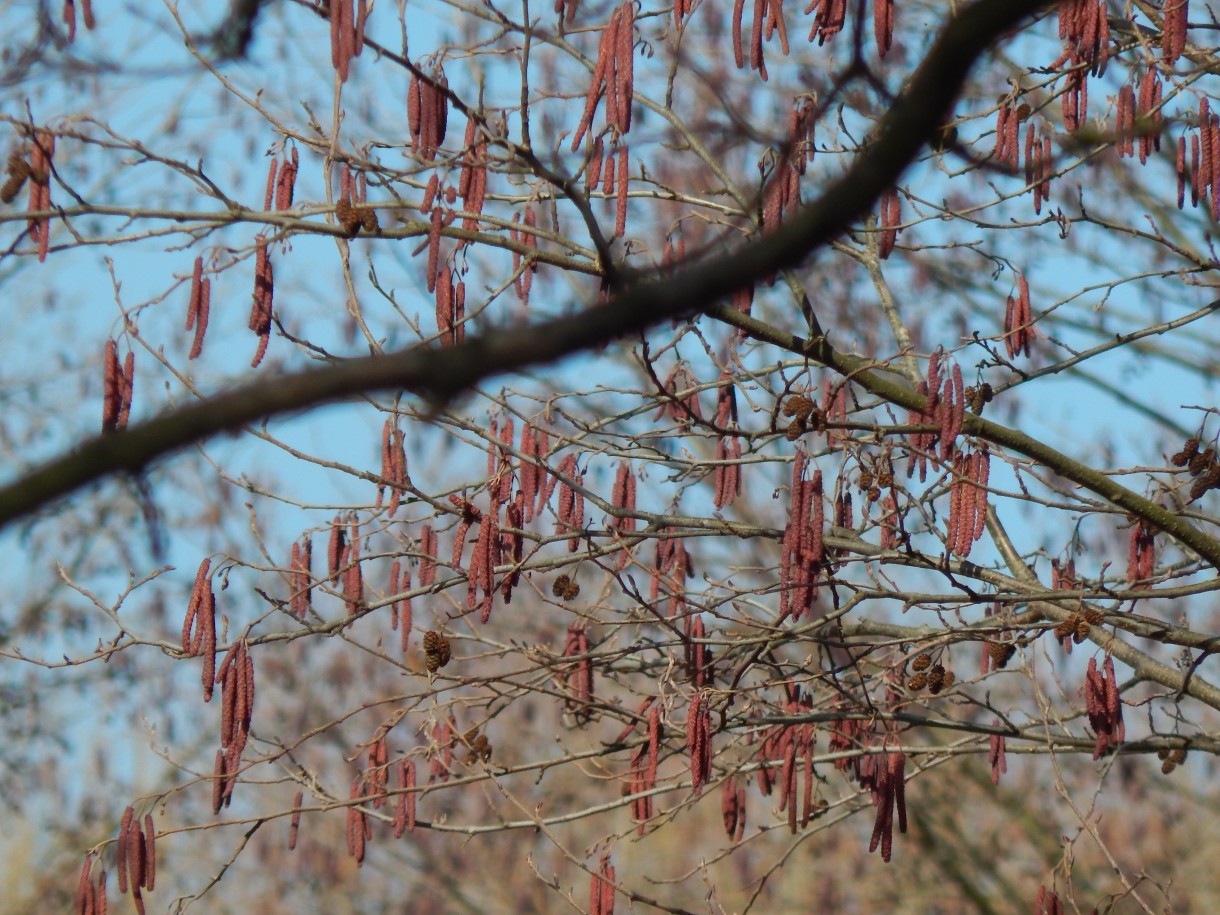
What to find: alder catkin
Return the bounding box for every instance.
[288,791,303,850]
[116,806,133,894]
[142,814,155,891]
[126,818,145,897]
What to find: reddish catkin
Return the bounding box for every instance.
[783,462,824,622]
[989,731,1008,785]
[329,0,362,81]
[646,702,661,788]
[262,156,278,212]
[779,740,798,832]
[1084,656,1124,757]
[714,374,742,508]
[571,4,634,150]
[1105,654,1125,743]
[1163,0,1189,65]
[931,380,959,460]
[1137,68,1161,164]
[418,524,437,586]
[75,854,92,914]
[609,461,637,532]
[1116,85,1135,159]
[452,499,477,571]
[555,454,585,550]
[805,0,846,45]
[590,864,603,915]
[518,205,539,303]
[142,814,155,891]
[867,751,907,863]
[873,0,893,56]
[343,520,364,613]
[721,778,741,840]
[126,817,145,895]
[501,495,524,601]
[470,513,500,623]
[614,143,629,238]
[453,279,466,344]
[1178,134,1188,209]
[116,806,133,894]
[346,779,367,865]
[458,118,488,230]
[877,187,900,259]
[1034,886,1065,915]
[687,692,712,794]
[200,580,216,697]
[971,447,990,544]
[327,514,346,583]
[28,130,54,262]
[416,80,435,161]
[517,426,540,523]
[1004,272,1034,358]
[181,557,211,656]
[288,791,304,850]
[275,147,299,211]
[185,256,211,360]
[63,0,79,42]
[1202,99,1214,194]
[598,857,617,915]
[947,456,965,555]
[408,67,448,161]
[1126,520,1155,586]
[101,341,120,432]
[426,206,443,292]
[115,351,134,431]
[249,238,273,368]
[435,264,454,344]
[179,557,218,701]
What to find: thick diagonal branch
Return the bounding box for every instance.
[0,0,1051,529]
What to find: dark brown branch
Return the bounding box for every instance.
[0,0,1051,531]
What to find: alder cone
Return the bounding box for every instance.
[335,197,361,235]
[423,630,451,672]
[552,574,580,600]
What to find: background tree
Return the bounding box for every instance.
[3,0,1220,912]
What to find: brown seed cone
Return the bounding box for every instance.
[782,394,814,421]
[1188,447,1214,477]
[987,641,1015,668]
[335,196,360,235]
[1171,436,1200,466]
[423,630,451,672]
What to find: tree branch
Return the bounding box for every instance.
[0,0,1051,530]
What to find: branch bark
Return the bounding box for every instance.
[0,0,1052,530]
